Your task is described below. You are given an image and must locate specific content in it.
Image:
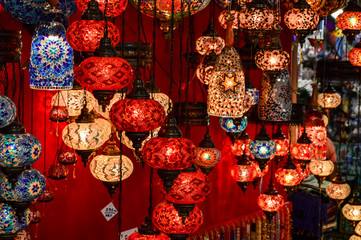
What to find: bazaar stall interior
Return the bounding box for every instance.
[1,0,361,239]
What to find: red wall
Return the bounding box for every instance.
[0,3,292,240]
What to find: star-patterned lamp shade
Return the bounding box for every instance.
[29,10,74,90]
[165,170,211,204]
[342,194,361,225]
[0,95,16,128]
[257,183,284,214]
[231,131,252,157]
[207,46,245,118]
[110,98,165,132]
[76,0,127,17]
[326,175,351,200]
[127,232,171,240]
[66,20,120,52]
[336,0,361,44]
[0,0,76,24]
[309,159,334,177]
[349,44,361,67]
[152,201,203,235]
[284,0,319,44]
[51,88,97,119]
[258,70,292,122]
[0,133,42,168]
[218,10,240,29]
[219,117,248,133]
[76,57,133,91]
[90,154,134,182]
[0,203,31,235]
[0,168,46,202]
[143,137,196,170]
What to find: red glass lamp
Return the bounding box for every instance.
[196,22,225,55]
[66,0,120,52]
[275,153,302,195]
[49,106,68,122]
[110,77,166,156]
[337,0,361,44]
[194,128,221,174]
[290,128,312,168]
[76,0,127,17]
[230,152,256,193]
[128,232,170,240]
[349,42,361,67]
[251,161,269,189]
[284,0,319,45]
[257,182,284,221]
[152,201,203,240]
[272,125,289,165]
[57,143,77,165]
[231,131,252,157]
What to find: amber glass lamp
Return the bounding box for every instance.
[355,221,361,236]
[231,131,252,157]
[337,0,361,44]
[309,159,334,184]
[317,82,341,118]
[342,192,361,228]
[284,0,319,45]
[326,172,351,203]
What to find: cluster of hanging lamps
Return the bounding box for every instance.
[66,0,120,52]
[29,1,74,90]
[336,0,361,44]
[284,0,319,45]
[194,128,222,174]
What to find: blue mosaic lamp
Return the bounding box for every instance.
[29,6,74,90]
[0,168,46,202]
[0,0,76,25]
[219,116,248,143]
[0,95,16,129]
[0,203,31,240]
[249,123,276,171]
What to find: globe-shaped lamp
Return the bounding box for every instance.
[0,95,16,128]
[275,154,302,194]
[257,182,284,221]
[231,131,252,157]
[349,43,361,67]
[326,172,351,201]
[230,153,256,193]
[342,193,361,228]
[196,22,225,55]
[317,82,341,118]
[76,0,127,17]
[336,0,361,44]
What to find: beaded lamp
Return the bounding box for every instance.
[284,0,319,45]
[317,82,341,118]
[152,201,203,240]
[326,172,351,202]
[66,0,120,52]
[230,152,256,193]
[29,5,74,90]
[342,192,361,228]
[207,18,245,118]
[249,124,276,170]
[0,95,16,128]
[194,128,221,174]
[62,106,110,166]
[90,137,133,197]
[336,0,361,44]
[76,0,127,17]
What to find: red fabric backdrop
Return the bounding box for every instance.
[0,3,293,240]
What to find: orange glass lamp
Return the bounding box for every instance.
[355,221,361,235]
[196,22,225,56]
[230,151,256,193]
[257,181,284,222]
[342,192,361,228]
[272,125,289,165]
[336,0,361,44]
[290,127,312,167]
[231,131,252,157]
[349,42,361,67]
[275,153,302,195]
[284,0,319,45]
[350,235,361,240]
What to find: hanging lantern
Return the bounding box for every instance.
[76,31,134,110]
[284,0,319,45]
[48,162,68,180]
[257,182,284,221]
[238,0,279,41]
[249,124,276,170]
[29,5,74,90]
[110,77,165,155]
[207,18,246,118]
[194,129,221,174]
[326,172,351,202]
[196,22,225,55]
[219,117,248,143]
[342,193,361,228]
[57,143,77,165]
[0,168,46,202]
[128,0,210,38]
[257,70,293,122]
[291,128,313,168]
[152,201,203,240]
[62,107,111,166]
[317,82,341,118]
[230,152,256,193]
[142,116,195,171]
[355,221,361,236]
[96,92,125,120]
[349,42,361,67]
[272,125,289,165]
[309,159,334,184]
[231,131,252,157]
[37,179,54,203]
[51,84,97,120]
[275,154,302,195]
[0,203,31,240]
[49,106,68,122]
[350,235,361,240]
[66,0,120,52]
[76,0,127,17]
[0,95,16,128]
[0,120,42,187]
[251,161,269,189]
[89,137,134,197]
[336,0,361,44]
